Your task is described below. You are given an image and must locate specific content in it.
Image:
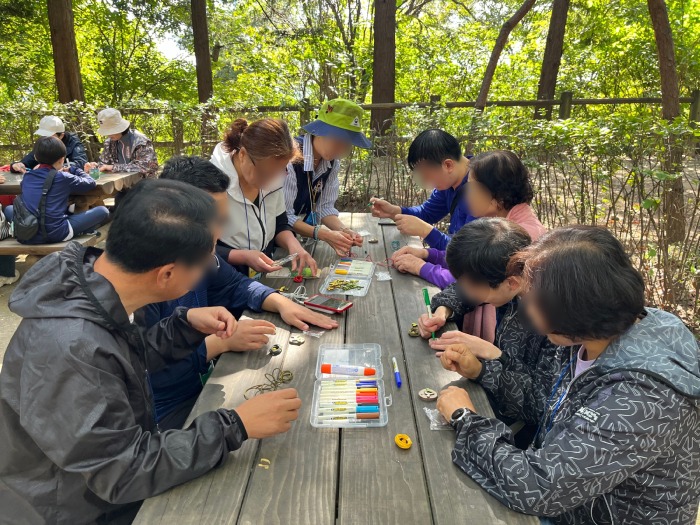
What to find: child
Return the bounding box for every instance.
[436,226,700,524]
[284,98,370,256]
[4,136,109,244]
[370,129,475,250]
[393,150,545,289]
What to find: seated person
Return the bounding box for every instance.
[284,98,370,256]
[140,155,339,430]
[0,179,302,524]
[370,129,475,250]
[3,136,109,244]
[86,108,158,178]
[418,218,559,447]
[10,115,89,173]
[436,226,700,524]
[211,118,316,279]
[393,149,545,288]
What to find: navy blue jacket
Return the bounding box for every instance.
[138,255,276,422]
[18,165,97,244]
[18,132,89,170]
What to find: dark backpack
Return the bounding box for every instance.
[12,169,57,243]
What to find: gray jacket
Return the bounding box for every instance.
[452,308,700,524]
[0,242,248,524]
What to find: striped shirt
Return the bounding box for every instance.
[284,133,340,225]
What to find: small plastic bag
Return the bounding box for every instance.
[375,271,392,281]
[356,229,371,237]
[423,407,452,430]
[303,328,326,338]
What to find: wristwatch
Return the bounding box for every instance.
[450,407,474,428]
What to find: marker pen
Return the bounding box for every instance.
[391,357,402,388]
[320,364,376,376]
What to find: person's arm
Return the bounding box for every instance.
[401,189,448,225]
[18,334,248,505]
[63,167,98,193]
[418,263,456,289]
[68,140,89,169]
[19,151,38,170]
[423,229,451,251]
[315,166,340,223]
[113,142,159,176]
[431,282,476,319]
[98,140,113,165]
[445,376,681,517]
[207,255,275,316]
[283,163,301,228]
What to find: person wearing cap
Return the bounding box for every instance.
[10,116,89,174]
[85,108,158,178]
[284,99,371,256]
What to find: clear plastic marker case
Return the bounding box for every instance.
[310,343,391,428]
[319,260,376,297]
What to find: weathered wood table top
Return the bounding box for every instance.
[134,213,537,525]
[0,170,142,196]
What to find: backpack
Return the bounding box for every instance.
[0,204,9,241]
[12,169,57,243]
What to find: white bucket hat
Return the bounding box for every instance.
[97,108,130,136]
[35,116,65,137]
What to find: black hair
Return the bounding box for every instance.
[446,218,532,287]
[33,136,67,165]
[105,179,217,273]
[512,226,646,340]
[160,156,230,193]
[407,129,462,170]
[469,150,534,210]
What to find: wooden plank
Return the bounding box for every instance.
[337,213,433,525]
[235,228,344,525]
[381,225,537,525]
[0,234,99,256]
[0,171,141,196]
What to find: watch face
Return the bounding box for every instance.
[451,408,466,422]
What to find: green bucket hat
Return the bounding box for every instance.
[302,98,372,149]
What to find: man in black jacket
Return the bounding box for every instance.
[0,179,301,524]
[10,115,89,172]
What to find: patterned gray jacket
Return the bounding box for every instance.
[452,308,700,524]
[99,129,158,178]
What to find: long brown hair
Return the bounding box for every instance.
[222,118,301,163]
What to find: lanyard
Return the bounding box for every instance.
[535,355,577,441]
[240,181,267,251]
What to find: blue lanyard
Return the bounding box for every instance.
[536,356,576,440]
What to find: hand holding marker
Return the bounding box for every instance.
[422,288,437,340]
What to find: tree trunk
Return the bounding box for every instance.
[466,0,536,152]
[371,0,396,136]
[47,0,84,103]
[647,0,684,243]
[191,0,214,103]
[534,0,569,119]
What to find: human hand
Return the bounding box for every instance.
[291,249,317,275]
[342,228,364,246]
[10,162,26,174]
[83,162,98,171]
[394,214,433,239]
[392,253,425,275]
[437,385,477,420]
[226,319,277,351]
[236,388,302,438]
[430,331,502,360]
[320,229,354,256]
[370,198,401,219]
[277,300,339,331]
[394,246,428,260]
[240,250,283,273]
[99,164,114,172]
[187,306,237,339]
[418,311,447,339]
[437,343,483,379]
[0,174,5,184]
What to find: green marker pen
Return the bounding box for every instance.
[422,288,436,340]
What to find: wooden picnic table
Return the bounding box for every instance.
[134,213,537,525]
[0,170,143,197]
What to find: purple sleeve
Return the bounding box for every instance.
[418,262,456,289]
[425,248,448,267]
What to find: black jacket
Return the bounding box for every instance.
[17,132,89,170]
[0,243,248,524]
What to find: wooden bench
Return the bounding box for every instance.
[0,235,100,277]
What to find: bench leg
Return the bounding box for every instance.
[0,255,16,278]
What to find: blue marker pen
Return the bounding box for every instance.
[391,357,402,388]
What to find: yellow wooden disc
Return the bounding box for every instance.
[394,433,412,449]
